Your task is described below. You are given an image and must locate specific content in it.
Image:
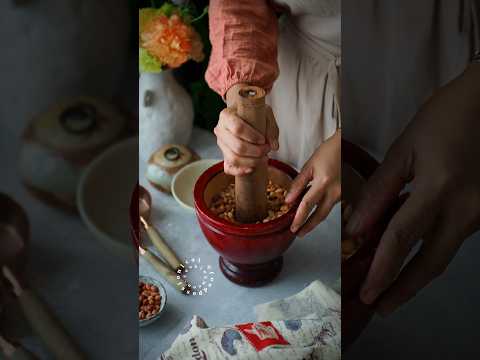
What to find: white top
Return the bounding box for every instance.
[268,0,341,168]
[342,0,478,159]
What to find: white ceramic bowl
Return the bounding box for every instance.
[139,276,167,327]
[77,137,138,260]
[171,159,221,211]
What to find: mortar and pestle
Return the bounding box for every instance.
[194,86,302,287]
[341,140,403,350]
[0,193,85,359]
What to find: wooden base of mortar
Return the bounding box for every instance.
[219,256,283,287]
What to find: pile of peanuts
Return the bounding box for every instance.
[341,201,362,261]
[139,281,162,321]
[209,181,291,224]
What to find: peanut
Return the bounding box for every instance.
[139,281,162,321]
[210,181,292,224]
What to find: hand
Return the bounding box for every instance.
[286,130,341,237]
[345,63,480,315]
[214,84,279,176]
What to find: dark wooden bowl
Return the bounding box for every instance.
[194,159,301,287]
[0,194,29,308]
[342,140,402,350]
[129,184,142,265]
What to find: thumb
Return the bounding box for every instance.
[345,143,413,236]
[265,106,279,151]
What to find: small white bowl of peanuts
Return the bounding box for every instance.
[139,276,166,327]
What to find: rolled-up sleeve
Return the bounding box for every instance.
[205,0,279,98]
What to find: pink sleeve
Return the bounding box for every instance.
[205,0,279,98]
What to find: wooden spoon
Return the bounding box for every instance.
[2,266,85,360]
[138,186,184,274]
[138,246,189,295]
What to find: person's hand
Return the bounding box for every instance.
[345,63,480,315]
[286,130,341,237]
[214,84,279,176]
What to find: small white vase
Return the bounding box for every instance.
[139,71,194,164]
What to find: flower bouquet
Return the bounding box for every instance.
[138,1,207,164]
[139,2,206,72]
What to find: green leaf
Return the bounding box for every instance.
[139,48,163,73]
[159,2,176,17]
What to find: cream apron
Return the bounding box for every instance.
[267,0,341,170]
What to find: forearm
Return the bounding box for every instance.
[205,0,279,98]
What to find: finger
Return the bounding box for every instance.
[220,108,266,145]
[217,139,263,170]
[376,217,462,316]
[265,106,279,150]
[214,125,270,158]
[359,188,438,305]
[290,182,326,233]
[285,166,313,204]
[297,185,340,237]
[345,143,413,237]
[377,202,467,316]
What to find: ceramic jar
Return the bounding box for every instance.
[0,0,131,135]
[139,71,194,164]
[146,144,198,193]
[19,97,128,210]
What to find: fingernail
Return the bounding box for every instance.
[272,139,279,150]
[290,225,298,233]
[245,168,253,174]
[285,192,294,203]
[360,287,378,305]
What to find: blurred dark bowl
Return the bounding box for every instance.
[342,140,401,350]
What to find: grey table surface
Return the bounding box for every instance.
[138,128,341,359]
[1,116,138,358]
[3,118,477,359]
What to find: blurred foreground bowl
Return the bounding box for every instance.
[78,137,137,260]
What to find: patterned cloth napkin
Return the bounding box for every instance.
[160,280,340,360]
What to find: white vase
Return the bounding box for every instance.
[139,71,194,164]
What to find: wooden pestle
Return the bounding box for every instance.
[234,86,268,223]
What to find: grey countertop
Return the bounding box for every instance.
[1,120,138,359]
[4,119,475,359]
[138,128,341,359]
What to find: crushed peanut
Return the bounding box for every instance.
[209,181,291,224]
[139,281,162,321]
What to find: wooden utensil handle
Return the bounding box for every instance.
[235,85,268,223]
[18,290,86,360]
[142,250,188,294]
[144,223,183,273]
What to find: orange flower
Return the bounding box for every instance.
[140,13,204,69]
